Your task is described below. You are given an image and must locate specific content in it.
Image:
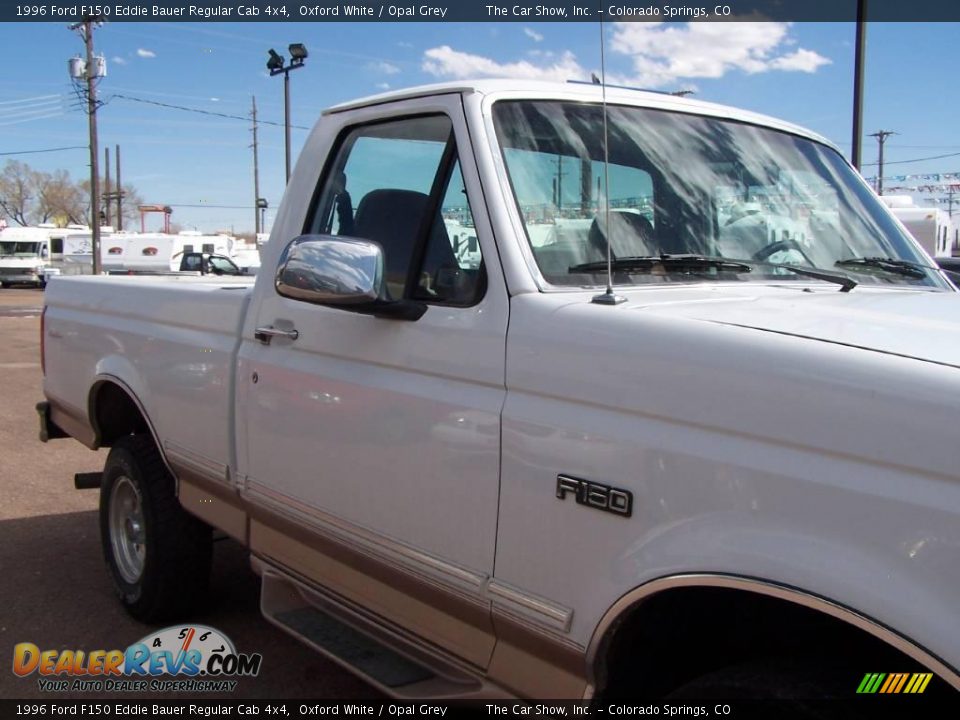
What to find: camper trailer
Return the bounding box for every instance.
[881,195,957,257]
[61,231,236,274]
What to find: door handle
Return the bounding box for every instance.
[254,325,299,345]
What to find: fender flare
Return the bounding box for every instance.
[585,573,960,695]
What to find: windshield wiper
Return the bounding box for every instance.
[835,257,929,280]
[763,263,858,292]
[569,254,754,274]
[569,253,859,292]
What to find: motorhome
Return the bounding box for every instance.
[881,195,957,257]
[0,224,89,287]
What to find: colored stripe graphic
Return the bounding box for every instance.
[857,672,932,694]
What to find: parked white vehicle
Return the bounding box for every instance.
[0,226,66,287]
[60,230,257,275]
[881,195,958,257]
[39,81,959,703]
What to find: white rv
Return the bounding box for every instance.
[881,195,957,257]
[62,231,235,274]
[0,224,89,287]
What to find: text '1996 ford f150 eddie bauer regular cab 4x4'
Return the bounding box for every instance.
[39,81,960,702]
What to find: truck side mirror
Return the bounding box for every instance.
[275,235,426,320]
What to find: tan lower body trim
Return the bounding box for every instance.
[248,502,496,670]
[487,610,588,699]
[174,467,248,543]
[48,398,97,449]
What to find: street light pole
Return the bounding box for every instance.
[851,0,867,171]
[267,44,307,185]
[284,71,291,182]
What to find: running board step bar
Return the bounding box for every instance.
[258,563,490,698]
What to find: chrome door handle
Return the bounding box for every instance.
[254,325,299,345]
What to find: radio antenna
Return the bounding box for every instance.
[592,8,626,306]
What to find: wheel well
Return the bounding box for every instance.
[91,381,151,447]
[595,585,930,698]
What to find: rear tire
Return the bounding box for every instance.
[99,434,212,622]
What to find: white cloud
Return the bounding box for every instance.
[768,48,833,73]
[609,22,830,87]
[112,56,127,66]
[136,48,156,58]
[369,61,401,75]
[422,45,587,82]
[422,21,830,90]
[524,27,544,42]
[376,82,391,90]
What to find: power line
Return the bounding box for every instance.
[111,93,310,130]
[862,150,960,167]
[168,203,260,209]
[0,94,63,106]
[0,145,87,156]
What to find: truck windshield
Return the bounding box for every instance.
[0,241,42,257]
[492,101,946,289]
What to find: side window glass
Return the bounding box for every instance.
[305,115,484,305]
[412,159,484,304]
[308,115,451,300]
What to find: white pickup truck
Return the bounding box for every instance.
[39,80,960,702]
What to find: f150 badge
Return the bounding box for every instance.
[556,475,633,517]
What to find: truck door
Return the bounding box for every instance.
[237,100,508,667]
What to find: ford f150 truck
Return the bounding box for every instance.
[39,81,960,702]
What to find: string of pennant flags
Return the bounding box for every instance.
[863,171,960,192]
[864,172,960,182]
[861,171,960,203]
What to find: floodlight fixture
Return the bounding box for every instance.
[288,43,308,64]
[266,49,285,73]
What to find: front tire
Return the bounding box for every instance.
[99,434,212,622]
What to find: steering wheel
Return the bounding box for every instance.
[752,238,813,266]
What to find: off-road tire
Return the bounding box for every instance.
[99,434,212,622]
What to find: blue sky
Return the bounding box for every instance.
[1,21,958,233]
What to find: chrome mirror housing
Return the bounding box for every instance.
[275,235,384,305]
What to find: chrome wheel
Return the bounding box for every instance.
[108,475,145,584]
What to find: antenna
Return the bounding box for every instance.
[592,5,626,306]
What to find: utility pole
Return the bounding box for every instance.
[870,129,896,195]
[251,96,261,234]
[851,0,868,170]
[69,16,105,274]
[104,146,111,228]
[115,144,122,231]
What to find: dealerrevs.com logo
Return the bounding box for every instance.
[12,625,262,693]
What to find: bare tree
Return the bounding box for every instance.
[0,160,35,226]
[1,160,145,229]
[36,169,86,225]
[78,179,144,227]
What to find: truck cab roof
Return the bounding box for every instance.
[324,78,837,152]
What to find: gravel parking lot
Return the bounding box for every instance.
[0,287,379,700]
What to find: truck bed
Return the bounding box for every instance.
[42,275,254,477]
